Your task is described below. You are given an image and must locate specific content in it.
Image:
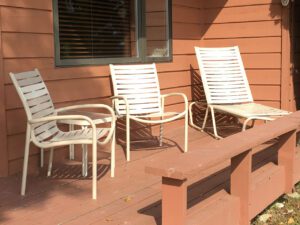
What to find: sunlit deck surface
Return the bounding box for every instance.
[0,125,284,225]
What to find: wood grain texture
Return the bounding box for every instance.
[2,33,54,58]
[1,0,289,175]
[1,126,297,225]
[0,0,52,10]
[0,7,8,176]
[281,6,293,111]
[204,21,281,39]
[1,7,53,33]
[205,4,281,24]
[204,0,280,8]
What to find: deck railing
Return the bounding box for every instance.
[145,111,300,225]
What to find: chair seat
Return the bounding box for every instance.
[47,128,110,143]
[211,103,290,118]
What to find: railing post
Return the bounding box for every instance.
[278,130,296,193]
[231,150,252,225]
[162,177,187,225]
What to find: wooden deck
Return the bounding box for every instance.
[0,125,297,225]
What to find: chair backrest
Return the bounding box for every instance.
[195,46,253,105]
[110,63,162,115]
[9,69,59,142]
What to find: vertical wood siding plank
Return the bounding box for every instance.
[0,6,8,176]
[281,6,293,111]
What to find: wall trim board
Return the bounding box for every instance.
[281,6,293,111]
[0,6,8,176]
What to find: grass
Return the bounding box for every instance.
[252,182,300,225]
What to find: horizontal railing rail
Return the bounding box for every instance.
[145,111,300,225]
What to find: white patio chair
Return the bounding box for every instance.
[9,69,116,200]
[190,46,290,139]
[110,63,188,161]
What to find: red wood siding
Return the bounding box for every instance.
[200,0,284,109]
[0,0,293,176]
[0,0,203,175]
[293,2,300,109]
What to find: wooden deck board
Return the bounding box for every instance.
[0,125,295,225]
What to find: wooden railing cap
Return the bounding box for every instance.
[145,111,300,180]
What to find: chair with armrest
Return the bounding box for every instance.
[110,63,188,161]
[9,69,116,199]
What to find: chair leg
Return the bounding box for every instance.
[189,102,209,132]
[92,140,97,200]
[47,148,54,177]
[210,106,222,139]
[82,144,88,177]
[111,130,116,178]
[184,110,188,153]
[40,148,44,168]
[126,116,130,161]
[69,124,75,160]
[159,123,163,147]
[21,125,31,196]
[202,107,209,130]
[242,118,255,131]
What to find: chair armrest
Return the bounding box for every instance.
[111,95,130,117]
[189,101,207,110]
[29,115,95,128]
[56,104,116,145]
[161,93,188,111]
[56,104,115,116]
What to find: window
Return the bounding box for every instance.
[53,0,172,66]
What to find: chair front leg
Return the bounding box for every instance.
[82,144,88,177]
[69,124,75,160]
[202,107,209,130]
[40,148,44,168]
[209,106,222,139]
[159,97,165,147]
[92,137,97,200]
[184,110,188,152]
[242,118,257,131]
[110,129,116,178]
[126,115,130,161]
[21,125,31,196]
[47,148,54,177]
[159,123,163,147]
[189,102,209,132]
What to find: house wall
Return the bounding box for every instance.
[0,0,204,176]
[293,2,300,109]
[0,0,293,176]
[200,0,285,109]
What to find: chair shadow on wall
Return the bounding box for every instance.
[189,66,242,138]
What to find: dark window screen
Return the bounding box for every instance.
[57,0,136,60]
